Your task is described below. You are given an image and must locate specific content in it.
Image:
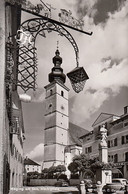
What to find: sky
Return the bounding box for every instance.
[20,0,128,164]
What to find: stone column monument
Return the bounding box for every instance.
[96,125,112,186]
[99,124,108,163]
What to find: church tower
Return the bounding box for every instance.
[43,49,69,168]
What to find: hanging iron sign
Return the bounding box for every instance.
[7,0,92,93]
[17,44,38,92]
[15,29,33,45]
[58,9,84,31]
[6,0,85,31]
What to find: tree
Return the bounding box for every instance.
[42,168,49,178]
[68,162,79,174]
[73,154,97,178]
[68,153,115,179]
[48,166,57,178]
[56,165,66,173]
[42,168,49,174]
[68,154,98,178]
[27,171,39,179]
[56,165,66,179]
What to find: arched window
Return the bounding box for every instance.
[61,91,64,97]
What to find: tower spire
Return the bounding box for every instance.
[57,40,59,50]
[48,47,66,83]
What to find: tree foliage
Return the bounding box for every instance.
[68,153,114,179]
[68,162,79,174]
[41,165,66,179]
[56,165,66,173]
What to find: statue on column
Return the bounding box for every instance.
[97,124,112,185]
[99,124,107,147]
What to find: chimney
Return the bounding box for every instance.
[124,106,128,114]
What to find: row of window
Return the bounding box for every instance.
[113,122,128,130]
[11,144,23,164]
[108,152,128,163]
[108,138,117,148]
[108,135,128,148]
[106,121,128,130]
[10,116,24,147]
[108,154,118,163]
[49,89,64,97]
[85,135,128,154]
[96,121,128,134]
[85,148,128,163]
[27,166,39,171]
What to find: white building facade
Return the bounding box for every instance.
[0,1,25,192]
[10,91,25,188]
[80,107,128,179]
[24,158,42,174]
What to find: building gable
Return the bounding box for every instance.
[92,113,115,127]
[24,158,40,166]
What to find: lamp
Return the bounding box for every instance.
[67,66,89,93]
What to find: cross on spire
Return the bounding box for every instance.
[57,40,59,50]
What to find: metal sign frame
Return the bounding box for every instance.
[7,1,92,93]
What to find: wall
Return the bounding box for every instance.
[0,1,8,194]
[28,179,57,186]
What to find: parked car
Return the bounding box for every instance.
[86,184,97,193]
[102,182,125,193]
[83,179,97,193]
[112,178,127,186]
[55,180,69,187]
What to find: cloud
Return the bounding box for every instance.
[70,58,128,123]
[31,88,45,103]
[24,0,128,126]
[22,0,128,154]
[26,143,44,164]
[69,2,128,125]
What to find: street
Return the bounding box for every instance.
[9,186,79,194]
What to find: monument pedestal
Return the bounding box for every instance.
[96,125,112,186]
[99,146,108,163]
[96,168,112,186]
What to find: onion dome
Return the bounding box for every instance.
[49,49,66,83]
[53,49,62,65]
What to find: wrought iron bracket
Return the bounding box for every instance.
[20,17,80,66]
[7,1,92,93]
[21,7,93,36]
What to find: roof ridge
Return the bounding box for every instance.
[24,158,40,166]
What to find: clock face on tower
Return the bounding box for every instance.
[61,105,64,110]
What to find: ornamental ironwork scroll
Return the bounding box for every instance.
[7,0,92,93]
[58,9,84,31]
[6,0,84,30]
[15,17,80,92]
[20,17,79,65]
